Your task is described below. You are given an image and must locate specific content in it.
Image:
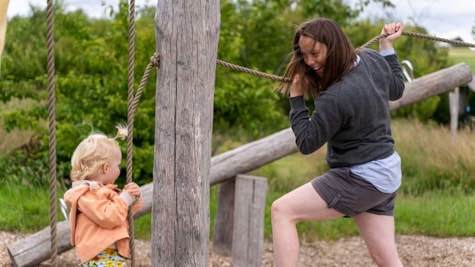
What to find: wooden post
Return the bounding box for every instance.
[232,175,267,267]
[212,175,267,267]
[449,87,460,143]
[212,179,236,256]
[152,0,220,266]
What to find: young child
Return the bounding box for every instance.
[64,125,143,266]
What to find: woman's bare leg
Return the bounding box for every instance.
[353,212,403,267]
[271,182,343,267]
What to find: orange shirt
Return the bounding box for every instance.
[64,181,143,264]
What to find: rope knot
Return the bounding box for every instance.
[151,52,160,67]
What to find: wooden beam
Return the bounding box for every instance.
[7,221,71,267]
[151,0,220,266]
[389,63,472,110]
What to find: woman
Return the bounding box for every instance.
[272,18,405,267]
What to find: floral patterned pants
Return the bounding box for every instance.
[80,248,128,267]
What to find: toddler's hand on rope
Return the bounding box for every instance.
[380,22,404,51]
[124,182,142,202]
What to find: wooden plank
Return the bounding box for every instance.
[232,175,267,267]
[212,180,236,256]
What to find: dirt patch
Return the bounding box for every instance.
[2,231,474,266]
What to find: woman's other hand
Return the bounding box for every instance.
[380,22,404,51]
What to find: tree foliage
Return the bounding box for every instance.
[0,0,451,187]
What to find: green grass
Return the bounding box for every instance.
[134,214,152,239]
[0,184,64,233]
[2,181,473,241]
[396,191,475,236]
[1,118,475,242]
[448,47,475,72]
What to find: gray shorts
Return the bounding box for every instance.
[311,167,396,217]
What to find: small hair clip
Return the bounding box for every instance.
[114,124,128,140]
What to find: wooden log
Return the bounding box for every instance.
[389,63,472,110]
[7,221,72,267]
[151,0,220,266]
[232,175,267,267]
[210,128,297,186]
[7,63,472,266]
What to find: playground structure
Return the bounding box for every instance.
[7,62,473,266]
[4,0,475,266]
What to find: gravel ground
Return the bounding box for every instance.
[2,231,474,266]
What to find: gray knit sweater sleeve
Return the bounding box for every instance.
[289,49,405,167]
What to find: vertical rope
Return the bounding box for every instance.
[126,0,136,266]
[46,0,57,266]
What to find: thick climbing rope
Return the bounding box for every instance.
[362,31,475,51]
[46,0,57,266]
[126,0,136,265]
[217,31,475,83]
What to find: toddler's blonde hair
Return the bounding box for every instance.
[70,125,127,182]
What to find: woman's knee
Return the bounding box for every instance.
[271,197,290,222]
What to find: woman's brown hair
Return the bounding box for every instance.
[277,18,356,98]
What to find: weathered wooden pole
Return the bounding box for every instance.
[152,0,220,266]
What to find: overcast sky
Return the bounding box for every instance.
[349,0,474,43]
[7,0,475,42]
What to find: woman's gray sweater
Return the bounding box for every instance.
[289,48,405,168]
